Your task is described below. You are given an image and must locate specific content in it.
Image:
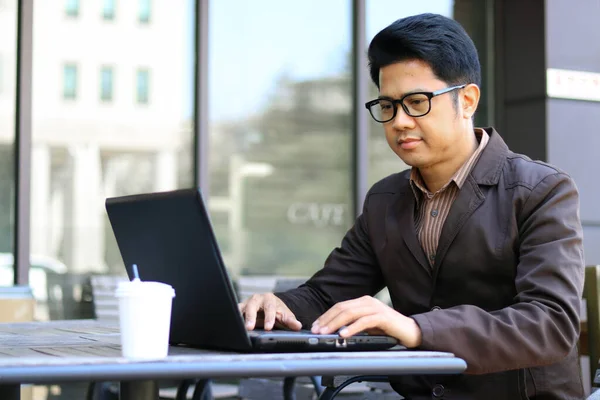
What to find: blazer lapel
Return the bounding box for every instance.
[432,175,485,279]
[386,189,431,276]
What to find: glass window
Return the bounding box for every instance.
[32,0,195,321]
[103,0,116,20]
[65,0,79,17]
[0,0,16,276]
[208,0,352,278]
[366,0,492,185]
[63,64,77,100]
[136,68,149,104]
[100,66,114,102]
[139,0,151,24]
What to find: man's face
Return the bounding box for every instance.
[378,60,473,171]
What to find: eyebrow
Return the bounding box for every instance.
[378,88,428,100]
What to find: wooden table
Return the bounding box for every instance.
[0,320,467,400]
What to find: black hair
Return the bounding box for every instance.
[368,13,481,89]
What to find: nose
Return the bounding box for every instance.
[390,104,416,131]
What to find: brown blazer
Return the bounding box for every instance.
[276,128,585,399]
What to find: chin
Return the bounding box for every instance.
[395,152,422,168]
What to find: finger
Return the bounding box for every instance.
[263,299,278,331]
[238,303,245,314]
[318,306,375,335]
[243,296,262,330]
[364,327,386,336]
[339,314,382,338]
[277,308,302,331]
[311,301,351,333]
[312,297,374,332]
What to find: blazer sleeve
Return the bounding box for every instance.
[275,191,386,327]
[411,172,584,374]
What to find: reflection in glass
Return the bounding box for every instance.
[209,0,352,278]
[366,0,490,185]
[31,1,195,321]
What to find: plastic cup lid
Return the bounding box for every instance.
[115,281,175,298]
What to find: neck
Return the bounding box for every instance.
[419,130,478,193]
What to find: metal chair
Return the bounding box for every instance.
[44,272,97,400]
[319,375,399,399]
[45,271,96,321]
[582,265,600,397]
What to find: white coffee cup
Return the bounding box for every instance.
[115,280,175,359]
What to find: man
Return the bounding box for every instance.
[240,13,584,399]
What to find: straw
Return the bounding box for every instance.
[132,264,141,281]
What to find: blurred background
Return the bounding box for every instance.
[0,0,599,333]
[2,0,600,398]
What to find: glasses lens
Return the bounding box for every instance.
[369,99,394,122]
[402,94,430,117]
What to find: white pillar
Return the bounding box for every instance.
[65,144,105,273]
[30,145,51,257]
[153,150,177,192]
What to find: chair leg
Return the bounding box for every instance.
[86,382,97,400]
[283,377,296,400]
[176,380,195,400]
[310,376,324,396]
[317,375,389,400]
[318,387,338,400]
[192,379,213,400]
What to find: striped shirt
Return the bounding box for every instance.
[410,128,489,267]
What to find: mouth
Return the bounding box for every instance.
[397,137,422,150]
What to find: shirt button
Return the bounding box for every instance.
[429,254,435,261]
[432,384,445,398]
[431,209,439,217]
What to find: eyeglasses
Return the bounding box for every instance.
[365,84,466,123]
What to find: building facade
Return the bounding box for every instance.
[1,0,599,311]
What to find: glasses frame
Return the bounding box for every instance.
[365,84,467,123]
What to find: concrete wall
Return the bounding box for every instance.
[545,0,600,265]
[496,0,600,265]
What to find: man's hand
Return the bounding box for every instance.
[311,296,422,348]
[239,293,303,331]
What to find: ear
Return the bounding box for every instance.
[461,84,480,119]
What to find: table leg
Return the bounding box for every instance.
[119,380,158,400]
[0,384,20,400]
[283,377,296,400]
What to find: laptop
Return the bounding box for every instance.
[105,188,399,352]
